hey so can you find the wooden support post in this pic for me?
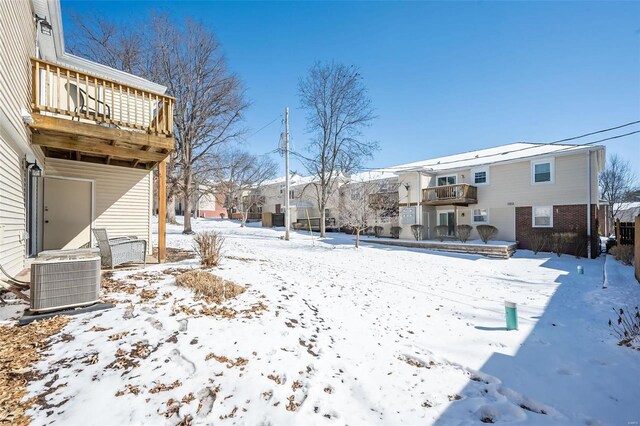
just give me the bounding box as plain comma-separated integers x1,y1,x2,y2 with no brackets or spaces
158,159,167,263
635,215,639,283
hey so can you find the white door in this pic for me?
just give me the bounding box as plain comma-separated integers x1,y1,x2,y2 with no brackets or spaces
43,178,92,250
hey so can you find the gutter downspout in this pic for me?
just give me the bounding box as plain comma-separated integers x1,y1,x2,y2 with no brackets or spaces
587,150,592,259
416,171,421,240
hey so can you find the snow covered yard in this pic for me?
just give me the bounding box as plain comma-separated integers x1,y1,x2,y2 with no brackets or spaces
10,218,640,425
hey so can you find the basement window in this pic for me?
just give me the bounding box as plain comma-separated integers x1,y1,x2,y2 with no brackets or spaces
532,206,553,227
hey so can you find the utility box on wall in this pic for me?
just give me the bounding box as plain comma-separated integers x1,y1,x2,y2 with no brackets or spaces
400,207,416,225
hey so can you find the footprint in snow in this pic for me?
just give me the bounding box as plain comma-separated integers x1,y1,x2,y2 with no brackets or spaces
556,368,578,376
145,317,163,330
168,348,196,376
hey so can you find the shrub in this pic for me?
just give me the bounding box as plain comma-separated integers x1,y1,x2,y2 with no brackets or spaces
373,226,384,238
434,225,449,242
193,230,224,267
610,245,634,265
550,232,575,257
527,230,549,254
455,225,473,243
476,225,498,244
175,270,244,304
574,235,588,259
410,224,424,241
609,306,640,348
390,226,402,239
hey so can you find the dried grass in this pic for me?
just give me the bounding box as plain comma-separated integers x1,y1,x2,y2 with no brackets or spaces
193,231,224,268
175,270,244,304
0,316,69,425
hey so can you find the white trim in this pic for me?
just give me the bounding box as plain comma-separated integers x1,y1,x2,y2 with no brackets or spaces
43,175,95,247
532,205,553,228
471,208,489,224
531,157,555,185
471,167,490,185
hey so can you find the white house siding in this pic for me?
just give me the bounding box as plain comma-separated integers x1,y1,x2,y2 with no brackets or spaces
0,139,27,274
0,1,36,274
45,158,152,254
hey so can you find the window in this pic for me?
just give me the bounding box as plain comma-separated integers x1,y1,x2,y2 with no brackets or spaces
437,175,456,186
289,190,295,199
472,208,488,223
532,206,553,227
531,159,554,184
472,167,489,185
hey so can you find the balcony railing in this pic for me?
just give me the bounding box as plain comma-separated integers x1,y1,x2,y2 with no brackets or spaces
422,184,478,206
31,58,174,136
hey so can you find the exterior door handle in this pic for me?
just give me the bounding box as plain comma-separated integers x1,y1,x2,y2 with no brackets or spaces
45,220,49,223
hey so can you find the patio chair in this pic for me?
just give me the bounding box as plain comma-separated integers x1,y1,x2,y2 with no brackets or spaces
92,228,147,269
65,82,116,126
0,263,30,304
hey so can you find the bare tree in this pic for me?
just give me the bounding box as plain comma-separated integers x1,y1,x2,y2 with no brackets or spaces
340,179,398,248
600,154,637,226
150,16,249,234
66,14,146,75
298,62,377,237
68,14,249,233
219,151,277,227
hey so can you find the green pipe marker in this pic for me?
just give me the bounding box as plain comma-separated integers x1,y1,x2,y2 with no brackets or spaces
577,265,584,274
505,301,518,330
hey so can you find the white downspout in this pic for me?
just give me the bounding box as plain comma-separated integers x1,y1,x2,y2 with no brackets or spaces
587,150,592,259
416,171,421,239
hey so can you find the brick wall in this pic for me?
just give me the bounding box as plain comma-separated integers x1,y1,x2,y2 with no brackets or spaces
515,204,599,258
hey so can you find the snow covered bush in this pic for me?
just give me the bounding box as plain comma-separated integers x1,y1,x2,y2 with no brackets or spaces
610,245,634,265
550,232,575,257
390,226,401,239
410,224,423,241
609,306,640,348
455,225,473,243
476,225,498,244
193,230,224,267
374,226,384,238
435,225,449,242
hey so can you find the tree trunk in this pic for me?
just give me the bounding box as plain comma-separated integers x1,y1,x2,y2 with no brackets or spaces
320,208,326,237
355,229,360,248
182,169,194,234
167,195,177,225
241,211,247,227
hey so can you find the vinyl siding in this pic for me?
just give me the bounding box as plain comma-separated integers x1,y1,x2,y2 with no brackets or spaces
0,1,36,274
0,138,26,274
45,158,152,254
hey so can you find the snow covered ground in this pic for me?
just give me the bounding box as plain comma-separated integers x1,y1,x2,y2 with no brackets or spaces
12,217,640,425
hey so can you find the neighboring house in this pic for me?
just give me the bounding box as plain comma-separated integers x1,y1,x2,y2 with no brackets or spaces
392,142,605,257
614,202,640,223
258,173,344,229
175,184,227,218
0,0,175,275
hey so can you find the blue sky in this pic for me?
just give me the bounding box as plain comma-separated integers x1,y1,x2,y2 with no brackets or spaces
61,1,640,176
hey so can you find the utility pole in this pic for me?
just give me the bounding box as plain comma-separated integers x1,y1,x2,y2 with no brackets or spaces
284,107,290,241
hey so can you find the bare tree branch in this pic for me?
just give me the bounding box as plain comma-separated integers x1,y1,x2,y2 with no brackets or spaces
298,62,377,236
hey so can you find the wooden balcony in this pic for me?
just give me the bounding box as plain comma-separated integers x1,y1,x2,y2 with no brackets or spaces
29,58,175,169
422,184,478,206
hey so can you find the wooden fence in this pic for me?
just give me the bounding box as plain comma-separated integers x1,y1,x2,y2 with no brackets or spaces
615,219,635,246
